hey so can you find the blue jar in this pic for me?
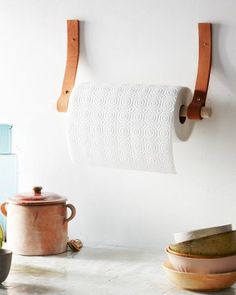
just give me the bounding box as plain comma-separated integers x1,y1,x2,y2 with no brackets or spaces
0,154,17,235
0,124,12,154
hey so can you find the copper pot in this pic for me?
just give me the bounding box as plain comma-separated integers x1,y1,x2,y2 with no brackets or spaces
0,187,76,256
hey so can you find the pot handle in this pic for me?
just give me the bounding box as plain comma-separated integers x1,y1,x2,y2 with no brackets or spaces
65,204,76,222
0,202,8,217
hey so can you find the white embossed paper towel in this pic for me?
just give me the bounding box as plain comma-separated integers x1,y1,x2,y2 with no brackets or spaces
67,83,193,173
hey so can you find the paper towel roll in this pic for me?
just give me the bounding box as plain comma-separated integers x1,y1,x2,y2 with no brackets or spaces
67,83,193,173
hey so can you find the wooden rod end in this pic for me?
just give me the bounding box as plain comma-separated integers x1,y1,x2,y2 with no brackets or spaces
180,105,212,120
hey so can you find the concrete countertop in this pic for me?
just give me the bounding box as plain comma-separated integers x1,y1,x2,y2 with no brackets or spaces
0,247,235,295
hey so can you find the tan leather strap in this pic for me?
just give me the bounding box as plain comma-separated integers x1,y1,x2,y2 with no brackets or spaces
187,23,212,120
57,20,80,112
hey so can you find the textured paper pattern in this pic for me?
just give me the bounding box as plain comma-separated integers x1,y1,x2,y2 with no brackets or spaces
67,83,192,173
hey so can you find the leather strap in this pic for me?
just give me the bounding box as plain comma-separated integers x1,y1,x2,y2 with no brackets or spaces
187,23,212,120
57,20,80,112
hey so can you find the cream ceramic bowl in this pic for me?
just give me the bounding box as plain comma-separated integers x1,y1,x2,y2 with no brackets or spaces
174,224,232,243
166,248,236,274
163,260,236,291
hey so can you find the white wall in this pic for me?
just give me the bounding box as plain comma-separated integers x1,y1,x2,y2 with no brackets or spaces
0,0,236,249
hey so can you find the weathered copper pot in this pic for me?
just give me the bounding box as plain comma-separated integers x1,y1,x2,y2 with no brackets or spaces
0,187,76,256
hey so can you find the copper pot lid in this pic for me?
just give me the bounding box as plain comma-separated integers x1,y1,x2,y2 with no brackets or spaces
9,187,67,205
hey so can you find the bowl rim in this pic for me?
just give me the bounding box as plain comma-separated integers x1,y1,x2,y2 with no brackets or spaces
166,247,236,259
0,249,12,255
162,260,236,276
174,224,232,243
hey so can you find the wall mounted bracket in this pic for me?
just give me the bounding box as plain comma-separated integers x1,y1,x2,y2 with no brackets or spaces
186,23,212,120
57,20,80,112
57,21,212,119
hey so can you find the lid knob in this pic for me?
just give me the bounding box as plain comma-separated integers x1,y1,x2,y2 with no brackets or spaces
33,186,42,195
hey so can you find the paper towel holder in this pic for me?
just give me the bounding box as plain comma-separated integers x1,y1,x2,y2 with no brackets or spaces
57,21,212,120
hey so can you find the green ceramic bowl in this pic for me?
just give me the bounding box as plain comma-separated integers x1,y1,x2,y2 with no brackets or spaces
169,230,236,257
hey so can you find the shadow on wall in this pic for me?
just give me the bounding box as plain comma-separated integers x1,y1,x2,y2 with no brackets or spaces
179,23,236,178
78,20,97,77
79,21,88,67
213,23,236,95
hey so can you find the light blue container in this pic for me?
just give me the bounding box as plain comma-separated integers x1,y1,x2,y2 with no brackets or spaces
0,154,18,235
0,124,12,154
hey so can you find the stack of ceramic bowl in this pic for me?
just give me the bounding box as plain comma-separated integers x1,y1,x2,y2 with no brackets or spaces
163,224,236,291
